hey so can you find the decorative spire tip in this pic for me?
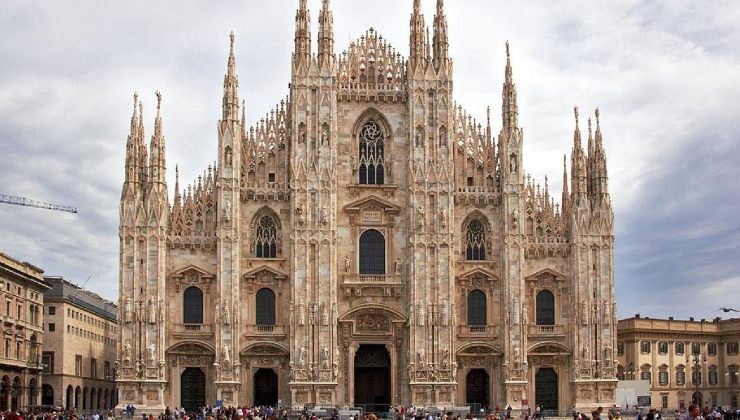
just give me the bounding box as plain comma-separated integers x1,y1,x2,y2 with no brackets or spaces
229,31,235,49
506,41,510,58
574,106,579,124
155,90,162,111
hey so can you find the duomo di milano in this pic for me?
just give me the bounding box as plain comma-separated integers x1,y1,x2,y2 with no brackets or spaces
116,0,618,413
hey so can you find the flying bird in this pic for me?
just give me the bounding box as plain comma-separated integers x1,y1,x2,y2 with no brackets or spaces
716,307,740,313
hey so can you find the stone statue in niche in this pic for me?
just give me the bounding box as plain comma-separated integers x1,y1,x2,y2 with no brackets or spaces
214,301,221,324
344,255,350,273
332,361,339,381
233,301,239,325
320,303,329,326
522,307,528,326
513,345,521,368
123,341,132,363
603,301,611,323
320,205,328,225
394,258,401,274
223,200,231,223
450,303,457,326
320,125,329,146
582,345,590,365
439,127,448,147
298,299,305,326
416,206,425,229
510,154,517,174
223,301,231,325
581,300,589,326
331,303,338,325
147,341,156,364
298,124,306,143
440,300,449,326
158,299,165,323
289,301,294,325
222,344,231,364
321,346,330,369
408,304,415,326
451,362,458,378
224,146,233,167
441,347,449,369
417,304,425,326
512,298,520,325
295,204,305,225
297,346,306,367
417,347,426,366
124,297,133,324
148,298,156,324
415,128,423,147
512,208,519,230
439,209,447,229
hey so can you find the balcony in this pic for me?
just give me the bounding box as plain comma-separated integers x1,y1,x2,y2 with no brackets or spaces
528,324,566,337
342,273,403,297
244,324,286,338
458,325,499,338
172,323,214,339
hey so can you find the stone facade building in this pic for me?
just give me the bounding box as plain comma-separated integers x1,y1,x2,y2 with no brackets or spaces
617,316,740,409
116,0,617,412
41,276,118,411
0,252,49,412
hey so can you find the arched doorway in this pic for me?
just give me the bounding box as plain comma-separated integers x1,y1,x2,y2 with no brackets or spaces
354,344,390,413
28,378,37,406
75,385,81,409
11,376,21,411
465,369,490,408
65,385,73,409
0,376,10,411
692,391,703,405
535,368,558,412
253,369,278,406
91,387,97,409
181,367,206,412
42,384,54,406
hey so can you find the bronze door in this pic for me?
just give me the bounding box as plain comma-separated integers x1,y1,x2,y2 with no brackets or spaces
354,344,391,413
181,367,206,412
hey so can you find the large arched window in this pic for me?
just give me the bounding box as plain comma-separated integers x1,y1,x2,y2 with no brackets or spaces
467,290,487,326
358,120,385,185
536,290,555,325
255,215,278,258
465,219,486,260
359,229,385,275
255,288,276,326
183,287,204,324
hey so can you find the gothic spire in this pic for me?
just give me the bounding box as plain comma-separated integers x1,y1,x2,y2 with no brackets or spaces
222,32,240,123
137,101,148,188
561,154,569,217
318,0,334,68
432,0,449,72
149,91,166,186
501,41,518,130
173,164,181,209
570,106,587,203
124,92,139,186
593,107,610,199
294,0,311,65
409,0,427,70
485,106,492,142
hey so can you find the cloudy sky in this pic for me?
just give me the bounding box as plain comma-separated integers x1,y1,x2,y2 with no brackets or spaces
1,0,739,320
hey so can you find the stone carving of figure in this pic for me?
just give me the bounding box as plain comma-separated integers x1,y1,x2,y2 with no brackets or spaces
394,258,401,275
415,128,423,147
297,346,306,367
512,298,520,325
331,303,338,325
417,347,426,366
223,200,231,223
514,345,521,367
417,304,425,326
289,301,295,325
417,206,425,229
225,146,233,167
147,341,156,363
222,344,231,363
451,303,457,326
344,255,351,273
148,298,156,324
440,300,449,326
573,357,580,375
581,300,589,326
408,304,415,326
510,154,517,174
158,299,165,323
407,364,415,383
295,204,305,225
321,125,329,146
452,362,458,378
321,346,330,369
214,301,221,324
298,299,305,326
522,307,528,326
441,347,450,369
351,155,357,174
123,341,132,363
223,301,231,325
124,297,133,324
332,361,339,381
299,124,306,143
582,345,590,365
439,127,448,147
320,205,328,225
439,209,447,229
512,208,519,230
603,301,611,324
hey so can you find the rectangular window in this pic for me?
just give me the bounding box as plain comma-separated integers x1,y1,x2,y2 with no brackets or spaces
692,371,702,385
48,306,56,315
617,342,624,356
708,343,717,355
658,342,668,354
641,370,652,383
677,371,686,385
659,371,668,385
676,342,685,355
48,323,56,332
75,355,82,376
662,395,668,409
709,370,718,385
90,358,97,378
728,342,739,355
692,342,701,355
641,341,651,354
104,361,111,380
42,351,54,374
3,339,8,358
268,173,275,183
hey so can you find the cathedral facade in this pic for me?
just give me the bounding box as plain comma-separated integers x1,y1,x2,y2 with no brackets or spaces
116,0,617,413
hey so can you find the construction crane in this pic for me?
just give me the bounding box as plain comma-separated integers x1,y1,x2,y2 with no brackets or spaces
0,194,77,214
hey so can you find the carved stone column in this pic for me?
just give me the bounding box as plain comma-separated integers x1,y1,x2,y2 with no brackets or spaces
348,343,359,406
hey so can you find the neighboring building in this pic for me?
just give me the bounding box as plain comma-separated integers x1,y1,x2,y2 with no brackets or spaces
617,316,740,409
42,276,118,411
0,252,50,412
116,0,618,412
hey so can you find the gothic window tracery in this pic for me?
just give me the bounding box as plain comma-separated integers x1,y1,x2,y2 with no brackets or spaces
464,219,487,260
358,120,385,185
255,214,279,258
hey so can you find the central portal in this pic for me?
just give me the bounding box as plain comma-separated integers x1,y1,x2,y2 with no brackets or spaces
180,367,206,413
354,344,390,413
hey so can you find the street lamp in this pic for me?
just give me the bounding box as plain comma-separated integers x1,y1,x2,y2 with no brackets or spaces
691,352,707,405
725,368,739,408
626,363,636,380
